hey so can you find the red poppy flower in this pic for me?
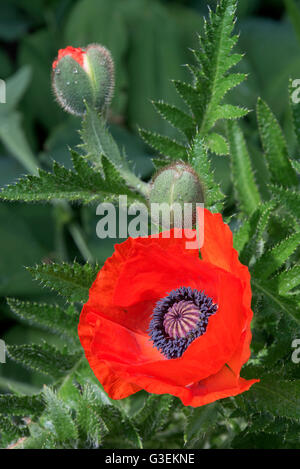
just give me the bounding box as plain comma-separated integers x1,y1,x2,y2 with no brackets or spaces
52,46,85,71
78,208,259,407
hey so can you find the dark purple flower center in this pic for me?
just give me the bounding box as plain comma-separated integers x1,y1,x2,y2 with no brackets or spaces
149,286,218,359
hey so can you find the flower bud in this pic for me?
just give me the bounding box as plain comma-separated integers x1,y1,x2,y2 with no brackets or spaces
149,163,205,228
52,44,114,116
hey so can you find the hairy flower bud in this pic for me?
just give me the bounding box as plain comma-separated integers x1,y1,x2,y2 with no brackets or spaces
52,44,114,116
149,163,205,228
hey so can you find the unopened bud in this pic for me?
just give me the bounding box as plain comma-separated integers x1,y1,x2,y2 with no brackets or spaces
52,44,114,116
149,163,205,228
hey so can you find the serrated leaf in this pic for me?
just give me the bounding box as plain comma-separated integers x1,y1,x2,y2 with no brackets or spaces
237,201,275,265
0,151,142,204
140,129,187,160
7,298,78,340
7,344,81,379
22,426,58,449
252,278,300,326
274,266,300,296
184,403,220,448
0,394,44,417
214,104,249,121
76,385,108,448
99,405,142,449
205,132,229,155
257,98,298,188
188,134,224,211
133,394,174,440
27,261,99,303
269,185,300,220
0,415,29,448
244,375,300,420
43,388,78,443
172,79,202,119
252,231,300,280
152,100,195,140
231,430,285,449
227,121,261,215
193,0,247,132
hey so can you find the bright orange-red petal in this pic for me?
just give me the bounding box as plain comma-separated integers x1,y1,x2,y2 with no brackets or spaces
52,46,85,70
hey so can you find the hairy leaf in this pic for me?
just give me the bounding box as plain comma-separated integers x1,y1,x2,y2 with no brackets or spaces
27,261,100,303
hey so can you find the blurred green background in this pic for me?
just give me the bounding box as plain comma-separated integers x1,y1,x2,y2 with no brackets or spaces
0,0,300,394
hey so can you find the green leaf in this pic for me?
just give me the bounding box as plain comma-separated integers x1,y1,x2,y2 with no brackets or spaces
152,100,195,140
0,394,44,417
80,105,124,168
7,344,81,379
257,98,298,187
188,134,224,211
43,387,78,443
22,425,58,449
238,201,275,265
274,266,300,296
27,261,99,303
252,231,300,280
133,394,174,440
227,121,261,215
269,185,300,220
140,129,187,160
10,345,81,382
80,106,147,196
244,375,300,420
172,79,202,119
7,298,78,340
252,278,300,326
137,0,247,168
76,385,108,447
184,403,220,448
231,430,286,449
205,132,229,156
0,151,142,204
99,404,142,449
0,415,29,448
192,0,247,133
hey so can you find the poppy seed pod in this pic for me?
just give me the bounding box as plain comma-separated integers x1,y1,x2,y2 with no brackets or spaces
149,163,205,228
52,44,114,116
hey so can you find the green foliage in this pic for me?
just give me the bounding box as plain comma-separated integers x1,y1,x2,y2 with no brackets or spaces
187,134,224,211
7,298,78,340
140,0,248,172
27,261,100,303
7,344,81,379
0,151,144,205
1,0,300,451
184,403,220,448
257,98,298,188
133,394,175,441
0,394,44,417
227,121,261,215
